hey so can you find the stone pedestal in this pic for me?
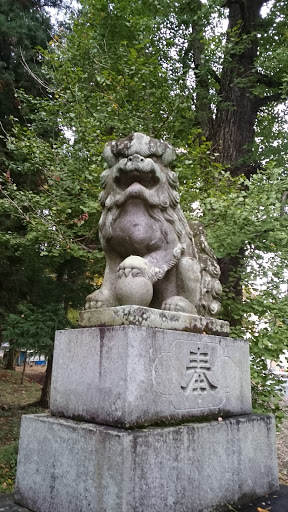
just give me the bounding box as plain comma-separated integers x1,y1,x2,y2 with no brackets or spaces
50,326,252,427
15,317,279,512
15,414,278,512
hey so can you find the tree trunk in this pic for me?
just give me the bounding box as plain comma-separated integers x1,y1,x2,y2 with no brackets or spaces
211,1,261,175
182,0,270,325
218,248,245,326
210,1,265,323
181,0,214,139
21,351,27,385
5,348,16,370
39,356,53,408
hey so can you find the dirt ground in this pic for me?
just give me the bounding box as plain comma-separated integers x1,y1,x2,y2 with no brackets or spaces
15,364,46,386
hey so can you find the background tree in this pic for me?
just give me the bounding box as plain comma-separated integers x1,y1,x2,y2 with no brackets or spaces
175,0,288,325
2,0,288,417
0,0,97,404
174,0,288,415
2,303,69,406
0,0,65,145
0,0,56,369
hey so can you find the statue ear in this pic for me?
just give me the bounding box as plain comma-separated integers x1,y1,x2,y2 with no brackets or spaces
162,145,176,166
102,142,117,167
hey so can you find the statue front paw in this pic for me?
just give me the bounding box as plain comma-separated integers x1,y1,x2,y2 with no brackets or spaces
84,290,115,310
161,296,197,315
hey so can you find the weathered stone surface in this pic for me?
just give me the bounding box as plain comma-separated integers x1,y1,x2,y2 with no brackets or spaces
50,326,251,427
84,132,224,318
79,305,230,336
15,414,279,512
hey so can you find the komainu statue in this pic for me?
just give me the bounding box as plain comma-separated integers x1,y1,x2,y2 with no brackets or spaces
85,132,222,317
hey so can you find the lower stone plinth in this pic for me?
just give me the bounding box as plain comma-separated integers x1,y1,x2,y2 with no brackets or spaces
15,414,278,512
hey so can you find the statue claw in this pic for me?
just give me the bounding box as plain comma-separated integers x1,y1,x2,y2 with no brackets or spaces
161,296,197,315
84,290,115,310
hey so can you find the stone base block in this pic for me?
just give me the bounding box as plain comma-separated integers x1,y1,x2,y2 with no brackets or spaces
50,326,252,427
15,414,279,512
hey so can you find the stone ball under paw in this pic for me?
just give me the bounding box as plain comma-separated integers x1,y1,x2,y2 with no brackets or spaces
116,275,153,307
116,256,153,307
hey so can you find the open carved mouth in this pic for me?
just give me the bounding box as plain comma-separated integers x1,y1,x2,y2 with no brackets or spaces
114,169,160,190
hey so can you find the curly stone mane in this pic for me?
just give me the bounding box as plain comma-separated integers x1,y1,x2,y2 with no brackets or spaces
99,166,196,258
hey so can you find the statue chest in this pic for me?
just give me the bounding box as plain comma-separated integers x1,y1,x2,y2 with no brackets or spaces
109,201,173,257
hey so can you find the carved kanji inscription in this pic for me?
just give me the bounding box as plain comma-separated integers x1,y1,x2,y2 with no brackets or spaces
153,340,226,410
180,347,218,396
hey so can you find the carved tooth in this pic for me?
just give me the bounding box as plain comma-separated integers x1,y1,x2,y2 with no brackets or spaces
132,268,142,278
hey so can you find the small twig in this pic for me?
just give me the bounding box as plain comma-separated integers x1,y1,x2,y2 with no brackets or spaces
0,120,8,138
1,188,31,222
281,191,288,217
154,99,182,137
20,48,50,90
76,242,94,253
225,503,238,512
2,187,96,254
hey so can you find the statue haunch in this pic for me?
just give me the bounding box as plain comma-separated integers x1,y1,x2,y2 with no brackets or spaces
85,132,222,317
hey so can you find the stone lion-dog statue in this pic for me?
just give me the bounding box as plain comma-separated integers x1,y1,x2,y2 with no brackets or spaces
85,132,222,317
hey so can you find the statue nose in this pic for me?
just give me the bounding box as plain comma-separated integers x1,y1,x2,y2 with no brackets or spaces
127,154,145,163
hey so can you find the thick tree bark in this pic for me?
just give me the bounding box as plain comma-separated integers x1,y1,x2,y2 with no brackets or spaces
5,348,16,370
182,0,214,139
182,0,273,324
39,356,53,408
211,2,263,323
208,1,266,323
219,248,245,326
211,1,261,175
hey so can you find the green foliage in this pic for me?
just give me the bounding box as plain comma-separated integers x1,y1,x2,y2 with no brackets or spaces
0,442,18,493
2,303,70,356
241,290,288,422
180,155,288,416
0,0,58,135
0,367,45,493
175,136,288,419
0,0,98,363
1,0,288,418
